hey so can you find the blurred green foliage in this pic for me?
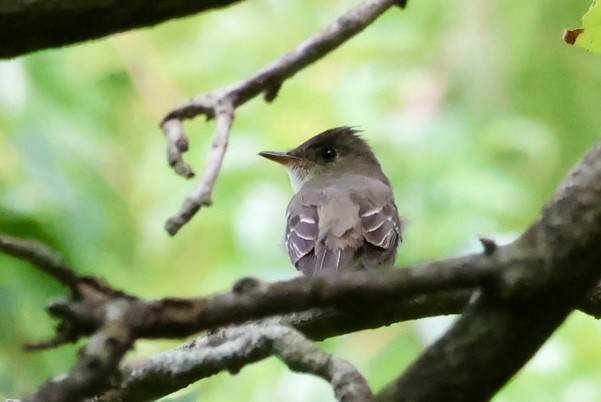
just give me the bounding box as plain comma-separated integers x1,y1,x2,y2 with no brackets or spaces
1,0,601,400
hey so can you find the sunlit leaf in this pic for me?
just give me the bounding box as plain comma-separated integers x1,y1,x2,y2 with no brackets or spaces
566,0,601,52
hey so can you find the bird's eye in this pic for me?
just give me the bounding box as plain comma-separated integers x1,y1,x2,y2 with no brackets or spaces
321,148,337,161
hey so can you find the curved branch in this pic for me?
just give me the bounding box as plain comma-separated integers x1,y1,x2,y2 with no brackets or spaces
106,325,373,402
164,97,235,234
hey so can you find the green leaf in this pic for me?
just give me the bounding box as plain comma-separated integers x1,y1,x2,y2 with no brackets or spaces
566,0,601,52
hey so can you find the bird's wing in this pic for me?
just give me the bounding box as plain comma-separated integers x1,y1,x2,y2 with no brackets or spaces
286,190,361,275
359,198,402,268
286,180,402,275
286,197,320,275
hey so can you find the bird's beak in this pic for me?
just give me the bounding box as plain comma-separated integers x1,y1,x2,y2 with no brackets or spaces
258,151,303,166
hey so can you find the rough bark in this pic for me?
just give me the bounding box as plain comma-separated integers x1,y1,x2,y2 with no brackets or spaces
377,141,601,401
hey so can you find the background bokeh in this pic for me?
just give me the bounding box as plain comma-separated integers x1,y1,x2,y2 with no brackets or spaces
1,0,601,400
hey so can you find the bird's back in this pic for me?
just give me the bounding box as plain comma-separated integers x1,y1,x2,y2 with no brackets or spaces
286,174,401,275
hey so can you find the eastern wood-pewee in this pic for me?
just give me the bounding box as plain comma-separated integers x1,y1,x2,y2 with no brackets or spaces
260,127,402,276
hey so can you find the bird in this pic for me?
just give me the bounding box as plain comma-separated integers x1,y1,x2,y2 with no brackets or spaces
259,126,402,276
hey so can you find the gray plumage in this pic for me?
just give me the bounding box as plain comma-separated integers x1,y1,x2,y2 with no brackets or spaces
287,173,401,275
261,127,402,276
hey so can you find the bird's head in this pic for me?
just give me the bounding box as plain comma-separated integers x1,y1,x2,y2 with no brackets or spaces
259,127,383,192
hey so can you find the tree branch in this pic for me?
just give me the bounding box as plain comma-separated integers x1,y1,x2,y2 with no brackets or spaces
92,291,471,401
1,245,494,339
0,0,245,59
25,323,133,402
377,141,601,401
161,0,403,235
102,324,373,402
0,235,78,293
106,255,497,339
1,237,490,400
280,290,471,341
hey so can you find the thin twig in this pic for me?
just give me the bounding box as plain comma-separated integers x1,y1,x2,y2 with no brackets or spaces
161,0,400,235
478,236,497,255
0,234,79,294
165,98,234,234
163,119,193,178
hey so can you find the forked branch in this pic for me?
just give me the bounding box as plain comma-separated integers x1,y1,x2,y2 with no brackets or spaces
161,0,405,235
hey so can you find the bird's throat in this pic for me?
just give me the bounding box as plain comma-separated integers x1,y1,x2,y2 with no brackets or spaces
286,167,309,193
